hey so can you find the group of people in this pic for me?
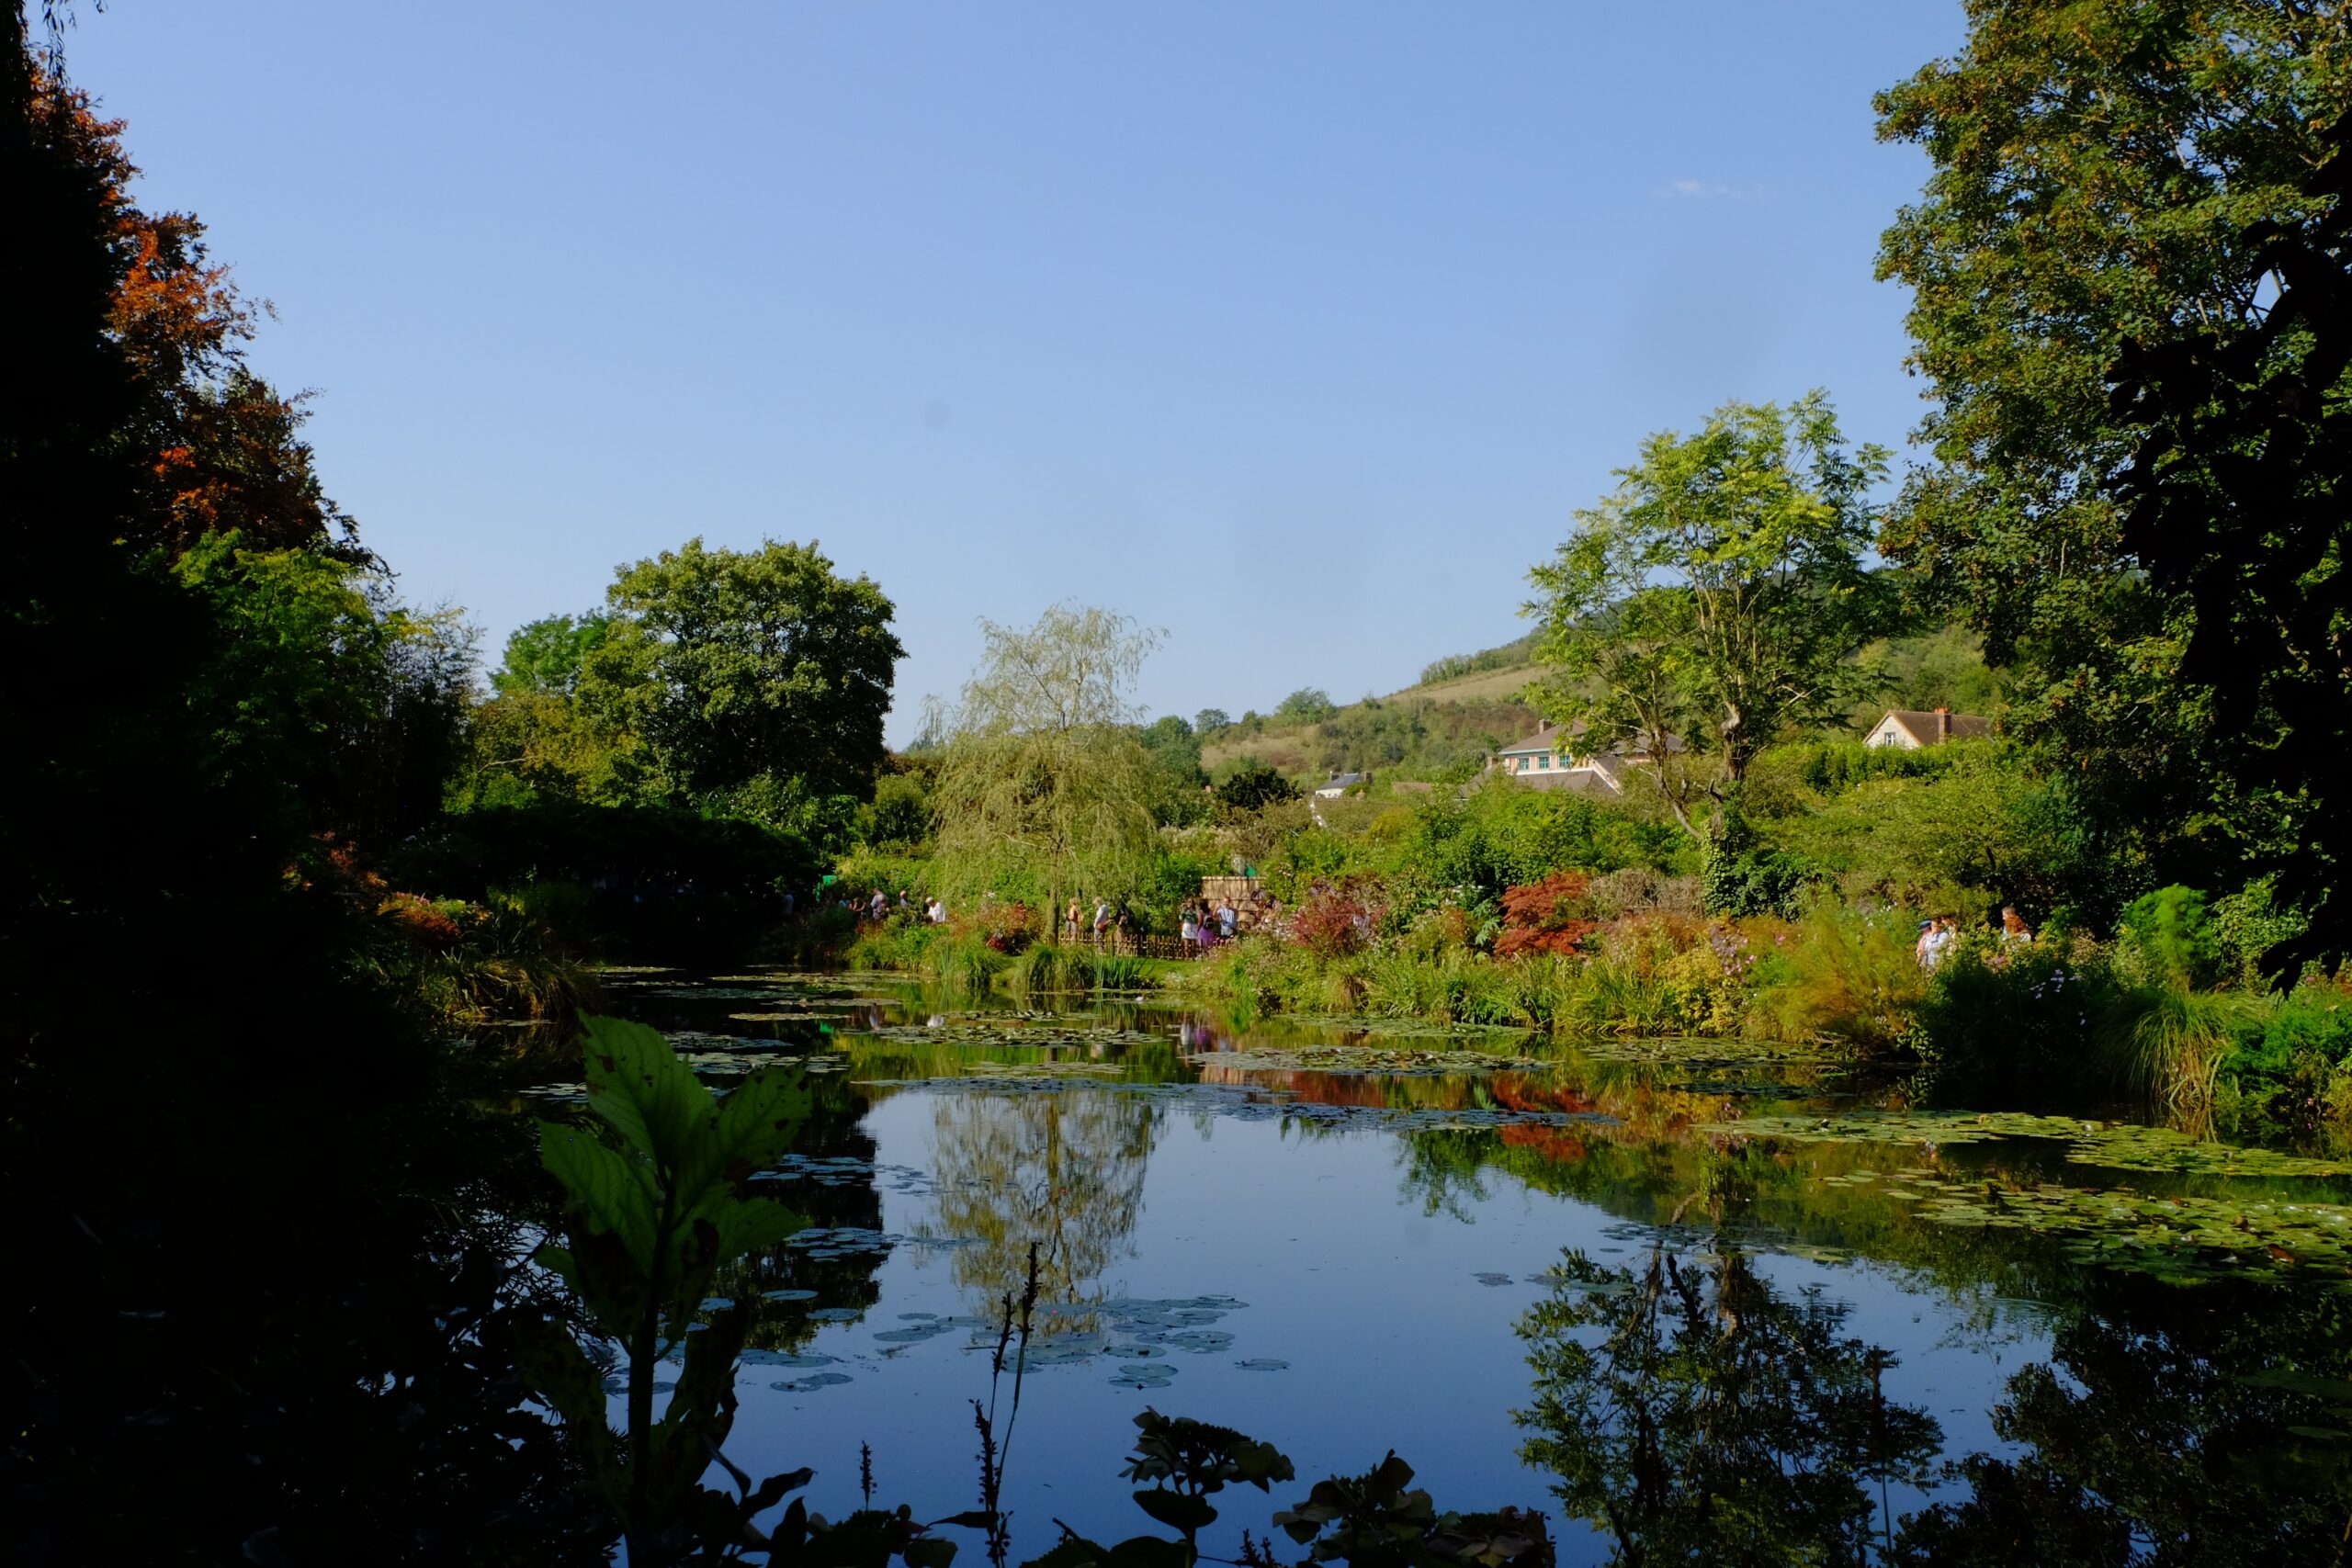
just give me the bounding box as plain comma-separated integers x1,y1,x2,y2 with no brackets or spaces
786,886,947,924
1915,905,2034,971
1181,897,1238,949
1063,897,1135,942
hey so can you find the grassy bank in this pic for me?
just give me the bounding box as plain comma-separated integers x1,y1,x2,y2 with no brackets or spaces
1157,905,2352,1151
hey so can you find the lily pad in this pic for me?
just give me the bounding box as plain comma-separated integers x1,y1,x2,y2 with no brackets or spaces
771,1371,854,1392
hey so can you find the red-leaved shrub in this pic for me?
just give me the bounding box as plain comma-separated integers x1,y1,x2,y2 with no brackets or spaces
1494,872,1599,959
1291,881,1385,959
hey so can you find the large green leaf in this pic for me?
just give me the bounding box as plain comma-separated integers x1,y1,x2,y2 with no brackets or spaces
537,1118,660,1275
581,1013,712,1169
673,1063,812,1218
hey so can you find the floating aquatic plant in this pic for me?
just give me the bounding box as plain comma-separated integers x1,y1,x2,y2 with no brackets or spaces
1708,1110,2352,1179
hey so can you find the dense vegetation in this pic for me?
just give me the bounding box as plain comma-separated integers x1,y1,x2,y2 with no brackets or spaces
12,0,2352,1561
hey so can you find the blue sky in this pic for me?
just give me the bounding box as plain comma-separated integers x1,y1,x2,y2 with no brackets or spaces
63,2,1966,742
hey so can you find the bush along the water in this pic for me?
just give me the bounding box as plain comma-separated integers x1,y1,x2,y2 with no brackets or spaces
1150,866,2352,1149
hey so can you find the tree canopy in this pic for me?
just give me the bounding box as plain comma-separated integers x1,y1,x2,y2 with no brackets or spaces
1874,0,2352,902
578,537,901,815
929,604,1161,916
1527,392,1893,835
492,612,611,697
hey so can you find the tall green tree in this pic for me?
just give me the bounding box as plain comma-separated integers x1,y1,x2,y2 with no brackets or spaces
578,538,901,820
1526,392,1893,836
1137,714,1211,826
2108,118,2352,945
1874,0,2350,886
492,611,611,696
929,604,1160,919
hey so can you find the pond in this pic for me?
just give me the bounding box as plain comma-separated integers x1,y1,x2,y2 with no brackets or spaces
556,968,2352,1563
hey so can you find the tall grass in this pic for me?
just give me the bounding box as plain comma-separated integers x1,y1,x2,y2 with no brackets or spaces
2097,985,2266,1128
1001,942,1152,995
1747,906,1924,1053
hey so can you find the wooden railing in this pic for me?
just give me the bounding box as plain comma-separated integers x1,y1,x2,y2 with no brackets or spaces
1075,932,1201,962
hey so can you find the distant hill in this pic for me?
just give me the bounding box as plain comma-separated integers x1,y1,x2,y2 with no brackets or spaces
1198,635,1542,783
1187,623,2003,785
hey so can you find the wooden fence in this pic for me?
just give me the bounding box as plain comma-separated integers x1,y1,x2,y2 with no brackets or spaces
1079,932,1200,962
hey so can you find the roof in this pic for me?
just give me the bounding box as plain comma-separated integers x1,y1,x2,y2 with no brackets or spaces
1877,709,1995,746
1495,720,1581,757
1313,772,1370,794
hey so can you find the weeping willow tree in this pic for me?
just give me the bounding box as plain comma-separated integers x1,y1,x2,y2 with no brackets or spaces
931,604,1160,924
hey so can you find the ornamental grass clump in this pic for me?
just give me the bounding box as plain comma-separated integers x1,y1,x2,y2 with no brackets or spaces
1747,904,1923,1054
2096,984,2267,1133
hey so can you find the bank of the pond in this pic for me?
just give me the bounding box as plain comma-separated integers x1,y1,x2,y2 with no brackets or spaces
1143,919,2352,1158
809,896,2352,1161
524,969,2352,1564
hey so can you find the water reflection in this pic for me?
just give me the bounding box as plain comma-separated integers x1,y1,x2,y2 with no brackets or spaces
592,972,2352,1562
1896,1278,2352,1566
922,1086,1162,1304
1517,1242,1943,1565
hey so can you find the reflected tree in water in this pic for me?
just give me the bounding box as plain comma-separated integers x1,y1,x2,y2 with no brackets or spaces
1892,1280,2352,1567
921,1087,1161,1304
1515,1244,1941,1566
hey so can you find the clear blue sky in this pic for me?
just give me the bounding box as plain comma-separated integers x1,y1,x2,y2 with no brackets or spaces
63,2,1967,743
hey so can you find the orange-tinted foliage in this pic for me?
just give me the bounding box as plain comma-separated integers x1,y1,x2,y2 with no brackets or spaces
1494,871,1599,959
31,70,349,557
378,891,464,949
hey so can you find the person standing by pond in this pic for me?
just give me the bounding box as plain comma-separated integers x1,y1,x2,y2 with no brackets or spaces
1065,898,1081,942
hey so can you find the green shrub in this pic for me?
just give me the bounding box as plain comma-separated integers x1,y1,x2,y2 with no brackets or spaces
2095,982,2267,1129
2217,977,2352,1143
2212,877,2309,986
392,799,820,962
2118,886,2221,989
1910,941,2117,1108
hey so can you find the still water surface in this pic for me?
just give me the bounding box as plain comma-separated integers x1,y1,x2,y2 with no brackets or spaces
565,969,2352,1562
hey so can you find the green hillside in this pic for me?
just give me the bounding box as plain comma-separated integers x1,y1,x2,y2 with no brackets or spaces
1198,636,1543,784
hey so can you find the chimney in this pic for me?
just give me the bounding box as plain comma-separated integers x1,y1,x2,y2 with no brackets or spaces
1935,706,1951,740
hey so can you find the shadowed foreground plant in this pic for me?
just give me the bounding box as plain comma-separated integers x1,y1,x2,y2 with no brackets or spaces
1025,1414,1548,1568
521,1014,958,1567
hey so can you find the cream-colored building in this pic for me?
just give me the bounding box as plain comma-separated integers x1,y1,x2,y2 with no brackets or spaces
1863,707,1993,750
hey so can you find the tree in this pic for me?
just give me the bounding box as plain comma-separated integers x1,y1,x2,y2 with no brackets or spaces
1212,761,1298,817
1194,707,1232,735
1873,0,2350,887
1137,714,1211,826
492,612,611,696
1276,688,1338,724
929,604,1160,921
578,538,901,814
1527,392,1893,837
2107,116,2352,948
